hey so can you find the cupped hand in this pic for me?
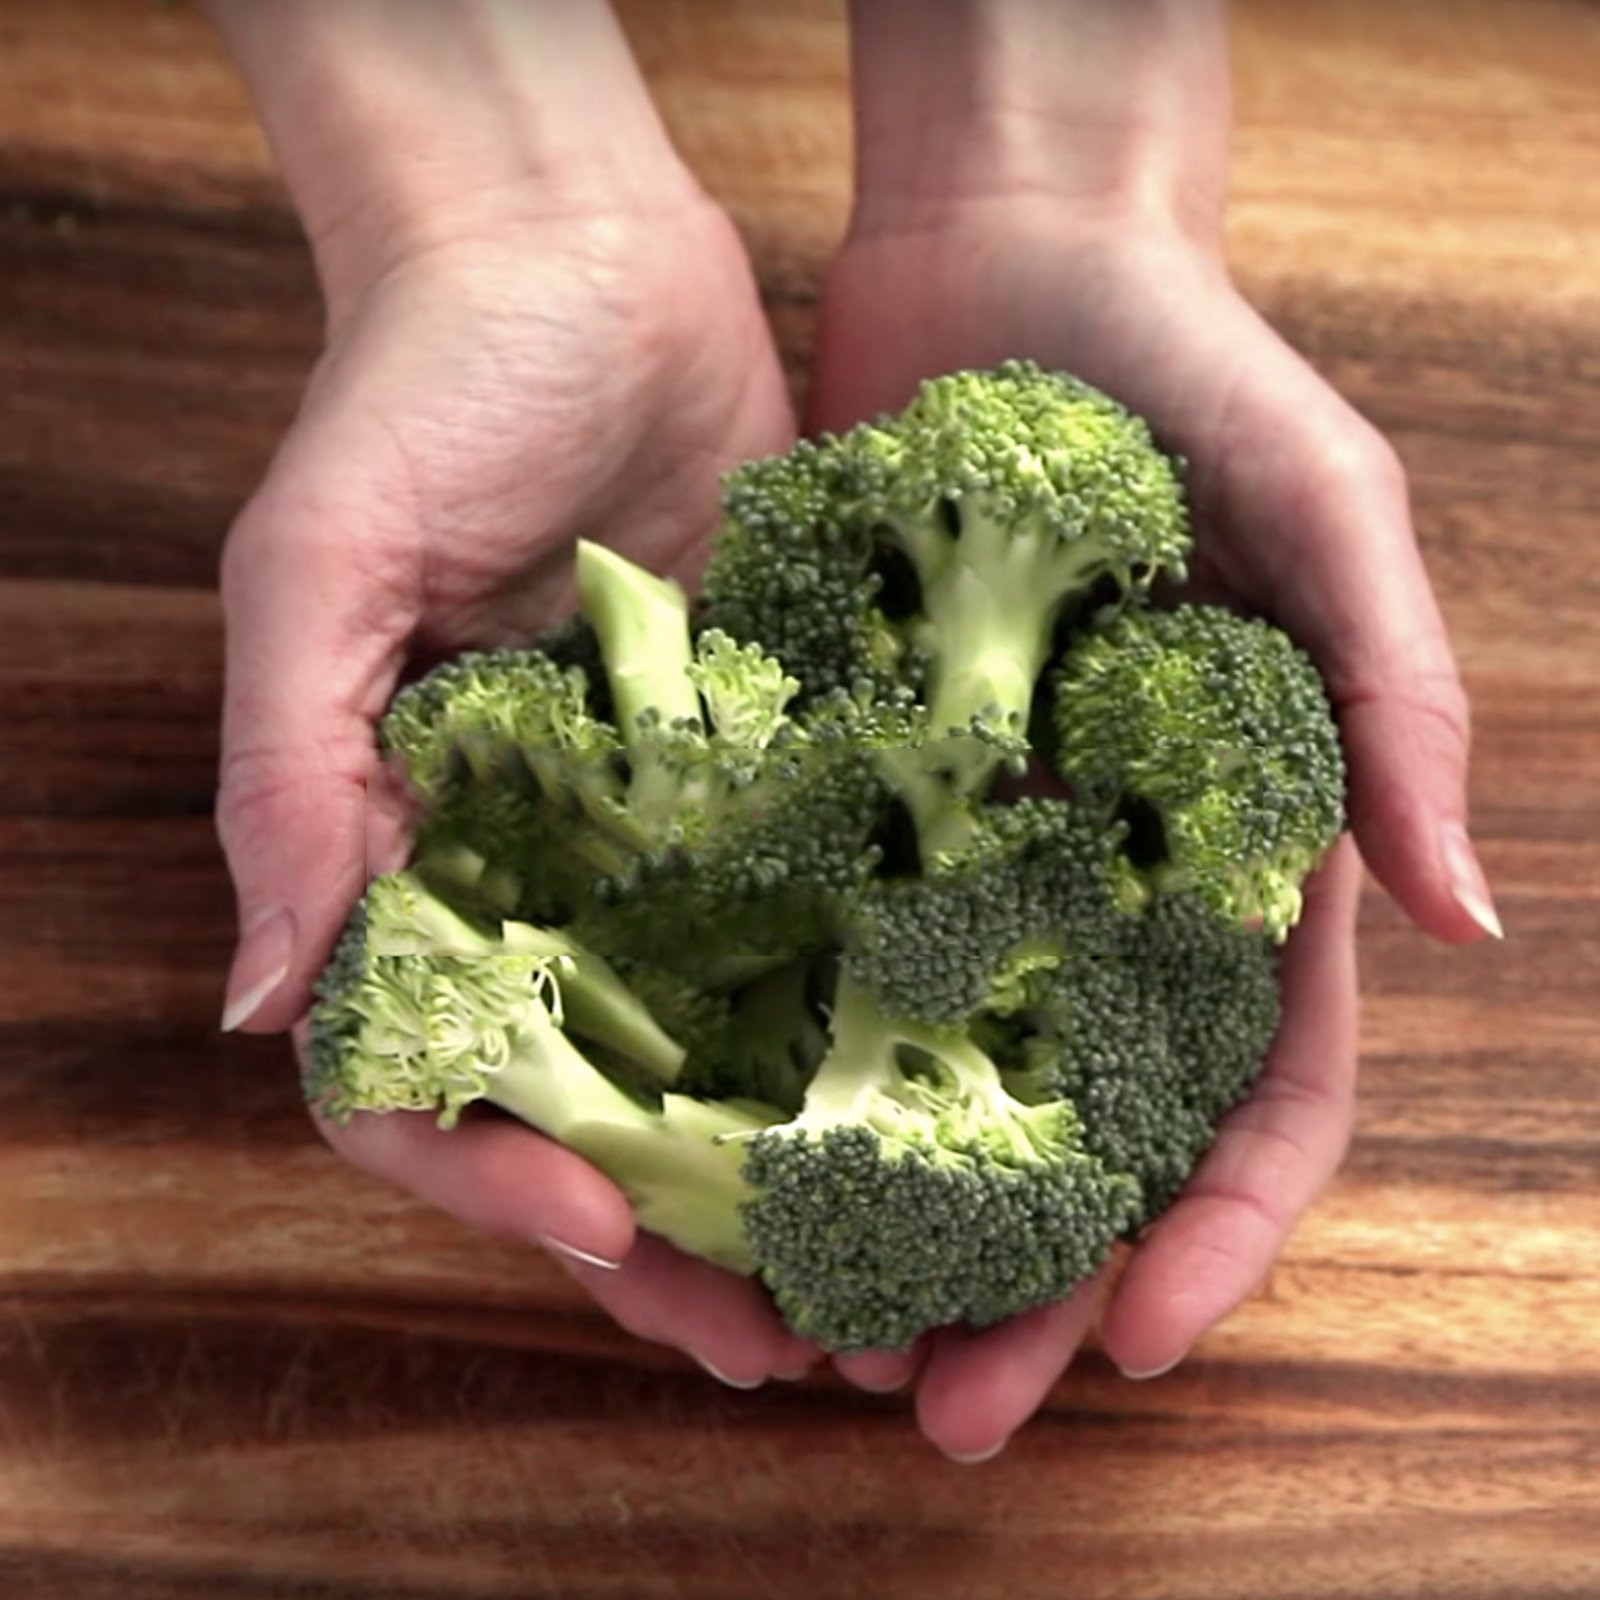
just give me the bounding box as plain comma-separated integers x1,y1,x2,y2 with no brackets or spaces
216,190,819,1386
808,205,1496,1454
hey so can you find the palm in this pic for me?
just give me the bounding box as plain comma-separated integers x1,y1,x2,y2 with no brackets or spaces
281,200,795,658
807,210,1372,1447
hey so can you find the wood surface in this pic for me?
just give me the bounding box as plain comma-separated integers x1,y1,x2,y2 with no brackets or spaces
2,1,1598,1596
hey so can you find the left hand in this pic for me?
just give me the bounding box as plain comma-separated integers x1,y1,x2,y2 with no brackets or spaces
806,195,1485,1458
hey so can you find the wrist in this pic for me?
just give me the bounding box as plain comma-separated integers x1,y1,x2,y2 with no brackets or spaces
207,0,699,320
844,0,1231,250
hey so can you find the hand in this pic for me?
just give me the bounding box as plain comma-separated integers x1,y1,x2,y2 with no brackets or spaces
808,0,1498,1457
210,1,817,1387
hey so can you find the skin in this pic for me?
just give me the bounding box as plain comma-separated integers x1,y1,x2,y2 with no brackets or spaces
210,0,1499,1452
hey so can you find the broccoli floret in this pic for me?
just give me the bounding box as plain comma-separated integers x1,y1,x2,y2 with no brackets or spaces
739,971,1142,1353
702,361,1192,855
701,438,913,706
1001,890,1283,1223
843,797,1129,1027
380,644,636,924
381,542,894,988
305,872,780,1271
1050,603,1346,937
843,799,1285,1236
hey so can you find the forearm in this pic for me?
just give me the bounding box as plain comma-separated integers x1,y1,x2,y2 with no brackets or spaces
845,0,1231,245
206,0,694,319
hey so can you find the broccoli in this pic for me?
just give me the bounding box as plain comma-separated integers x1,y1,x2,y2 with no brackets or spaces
998,889,1284,1221
1050,603,1346,937
835,797,1285,1254
305,871,778,1273
672,954,834,1115
381,540,893,987
842,797,1128,1029
304,361,1352,1364
703,359,1192,854
739,970,1142,1353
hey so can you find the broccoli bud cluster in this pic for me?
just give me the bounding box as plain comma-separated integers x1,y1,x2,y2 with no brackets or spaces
307,361,1347,1354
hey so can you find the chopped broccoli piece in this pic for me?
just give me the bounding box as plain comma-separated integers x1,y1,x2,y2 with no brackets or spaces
701,438,911,706
306,872,779,1271
842,797,1128,1027
380,542,893,987
380,646,634,923
703,360,1192,854
1050,602,1346,937
1000,890,1284,1221
739,971,1142,1353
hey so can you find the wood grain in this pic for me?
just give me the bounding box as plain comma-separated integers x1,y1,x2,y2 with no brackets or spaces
3,1,1598,1596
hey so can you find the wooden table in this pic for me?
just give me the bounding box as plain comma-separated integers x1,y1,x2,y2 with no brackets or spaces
3,2,1597,1595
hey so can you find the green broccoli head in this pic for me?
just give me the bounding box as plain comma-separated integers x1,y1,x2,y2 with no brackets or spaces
1001,889,1284,1223
379,645,635,923
842,797,1130,1028
702,361,1192,856
841,360,1191,739
738,971,1142,1353
701,438,913,706
1050,602,1347,938
305,871,777,1272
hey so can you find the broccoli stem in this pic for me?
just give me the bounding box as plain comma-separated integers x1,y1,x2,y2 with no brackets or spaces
920,502,1112,752
575,539,706,826
575,539,704,739
803,969,1078,1177
482,997,767,1273
804,969,1004,1129
877,500,1119,862
483,996,662,1141
500,921,688,1085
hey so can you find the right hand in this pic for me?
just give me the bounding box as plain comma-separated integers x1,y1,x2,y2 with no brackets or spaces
214,182,819,1386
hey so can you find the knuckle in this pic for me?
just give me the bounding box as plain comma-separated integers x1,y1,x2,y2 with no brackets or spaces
1312,416,1409,509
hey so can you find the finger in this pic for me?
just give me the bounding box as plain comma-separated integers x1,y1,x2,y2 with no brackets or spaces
1287,436,1492,943
316,1097,637,1270
1097,837,1363,1379
307,1046,819,1385
1206,336,1497,947
557,1233,823,1389
912,1278,1107,1463
832,1340,928,1395
215,453,420,1035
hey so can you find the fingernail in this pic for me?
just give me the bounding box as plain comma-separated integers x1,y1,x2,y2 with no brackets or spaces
775,1364,816,1383
1116,1352,1185,1381
694,1355,765,1390
853,1372,913,1395
1442,823,1504,940
221,906,296,1031
540,1235,624,1271
943,1438,1009,1465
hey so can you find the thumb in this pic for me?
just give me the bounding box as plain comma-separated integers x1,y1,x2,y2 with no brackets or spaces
215,490,413,1035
